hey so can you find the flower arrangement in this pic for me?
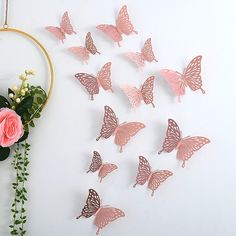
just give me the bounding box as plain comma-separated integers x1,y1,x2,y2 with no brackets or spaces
0,70,47,235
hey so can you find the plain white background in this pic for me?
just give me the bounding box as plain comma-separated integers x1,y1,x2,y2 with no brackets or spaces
0,0,236,235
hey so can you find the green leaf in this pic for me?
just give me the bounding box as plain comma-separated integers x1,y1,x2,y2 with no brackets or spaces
0,95,10,108
15,96,33,116
0,146,10,161
16,132,29,143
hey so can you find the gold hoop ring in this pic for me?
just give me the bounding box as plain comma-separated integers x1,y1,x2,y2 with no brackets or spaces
0,27,54,111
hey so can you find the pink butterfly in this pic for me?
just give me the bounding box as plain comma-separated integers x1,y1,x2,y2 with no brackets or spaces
45,11,76,43
96,106,145,153
125,38,158,68
87,151,118,182
159,55,205,102
77,189,125,235
133,156,173,196
158,119,210,168
68,32,100,63
96,5,137,47
75,62,113,100
121,76,156,108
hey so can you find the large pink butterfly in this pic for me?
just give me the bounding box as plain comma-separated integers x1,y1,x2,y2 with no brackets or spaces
96,106,145,153
158,119,210,168
68,32,100,63
121,76,156,108
45,11,76,43
87,151,118,182
159,55,205,102
133,156,173,196
96,5,137,47
77,189,125,235
75,62,113,100
126,38,158,68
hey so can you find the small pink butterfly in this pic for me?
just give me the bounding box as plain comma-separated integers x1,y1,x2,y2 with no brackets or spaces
96,5,137,47
87,151,118,182
68,32,100,63
133,156,173,196
77,189,125,235
125,38,158,68
158,119,210,168
45,11,76,43
75,62,113,100
96,106,145,153
159,55,205,102
121,76,156,108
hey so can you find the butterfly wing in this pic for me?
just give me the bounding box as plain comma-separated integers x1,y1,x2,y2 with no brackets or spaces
98,164,118,182
87,151,102,173
96,24,122,46
120,85,142,108
158,119,181,154
116,5,137,35
74,73,99,100
68,47,90,62
148,170,173,196
97,62,113,92
45,26,65,43
95,207,125,235
77,189,100,219
141,76,155,107
115,122,145,152
141,38,158,62
85,32,100,55
177,136,210,168
125,52,145,68
183,55,205,93
133,156,151,187
96,106,119,140
60,11,76,35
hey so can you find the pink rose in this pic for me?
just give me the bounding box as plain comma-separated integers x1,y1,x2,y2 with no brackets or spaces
0,108,24,147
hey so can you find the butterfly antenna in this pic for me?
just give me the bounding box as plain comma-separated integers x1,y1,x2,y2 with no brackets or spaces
100,178,103,183
151,190,155,197
119,146,123,153
96,135,101,141
110,88,114,93
151,102,155,108
117,42,121,47
76,215,82,219
182,161,186,168
133,30,138,34
133,183,137,188
158,149,163,155
200,88,205,94
90,95,94,100
154,58,158,62
97,50,101,55
86,170,90,173
96,228,100,235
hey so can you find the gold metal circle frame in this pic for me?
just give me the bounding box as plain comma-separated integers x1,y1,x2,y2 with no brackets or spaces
0,27,54,111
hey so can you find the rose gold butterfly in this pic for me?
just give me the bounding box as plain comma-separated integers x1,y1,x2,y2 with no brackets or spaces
68,32,100,63
125,38,158,69
133,156,173,196
96,5,137,47
45,11,76,43
121,76,156,108
87,151,118,182
96,106,145,153
159,55,205,102
75,62,113,100
158,119,210,168
77,189,125,235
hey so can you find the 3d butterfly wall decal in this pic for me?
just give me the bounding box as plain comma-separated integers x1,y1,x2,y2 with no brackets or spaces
77,189,125,235
125,38,158,68
158,119,210,168
45,11,76,43
75,62,113,100
159,55,205,102
133,156,173,196
96,106,145,153
121,76,156,108
68,32,100,63
87,151,118,182
96,5,137,47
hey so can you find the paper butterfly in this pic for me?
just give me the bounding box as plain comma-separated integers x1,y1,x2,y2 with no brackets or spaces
159,55,205,102
125,38,158,69
68,32,100,63
45,11,76,43
121,76,156,108
75,62,113,100
96,106,145,153
87,151,118,182
96,5,137,47
133,156,173,196
77,189,125,235
158,119,210,168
